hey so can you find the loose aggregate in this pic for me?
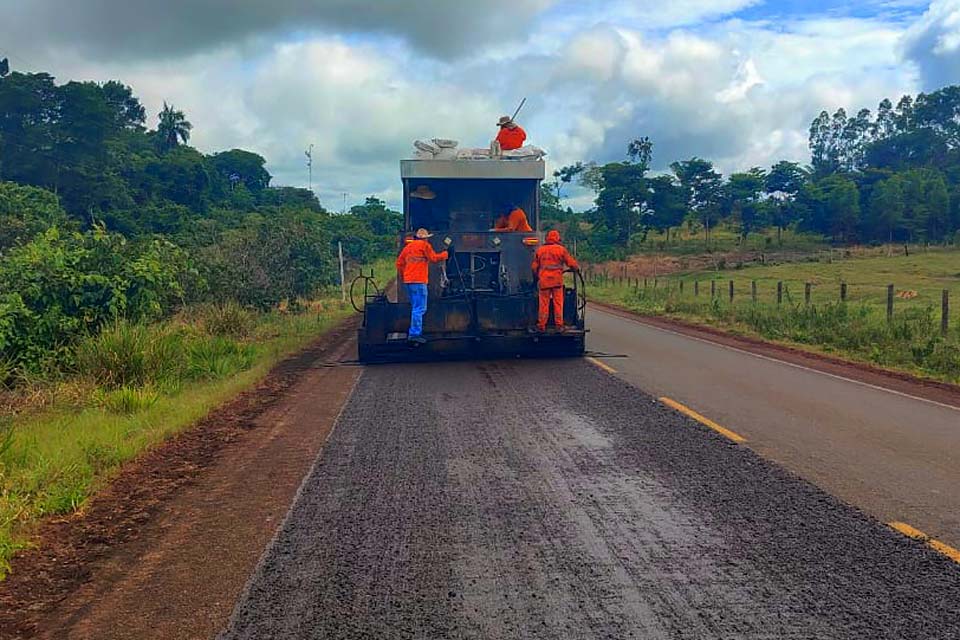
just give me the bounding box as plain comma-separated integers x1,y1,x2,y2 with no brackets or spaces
221,358,960,639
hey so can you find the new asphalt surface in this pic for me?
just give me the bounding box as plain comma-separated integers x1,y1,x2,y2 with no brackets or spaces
220,357,960,639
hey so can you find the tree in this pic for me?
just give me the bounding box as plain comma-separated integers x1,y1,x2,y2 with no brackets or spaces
100,81,146,131
210,149,271,194
765,161,808,244
822,176,860,242
593,161,649,245
646,175,687,242
156,102,192,153
349,196,402,237
552,162,586,202
868,177,904,244
627,137,653,168
724,168,767,242
670,157,723,244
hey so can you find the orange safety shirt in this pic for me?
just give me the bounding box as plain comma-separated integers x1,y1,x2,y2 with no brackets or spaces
493,207,533,232
496,125,527,151
532,238,578,289
396,239,448,284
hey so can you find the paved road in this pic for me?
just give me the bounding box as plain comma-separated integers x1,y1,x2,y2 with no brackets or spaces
221,358,960,639
587,306,960,548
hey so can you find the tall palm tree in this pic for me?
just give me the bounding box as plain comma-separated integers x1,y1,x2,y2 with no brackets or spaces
156,102,192,153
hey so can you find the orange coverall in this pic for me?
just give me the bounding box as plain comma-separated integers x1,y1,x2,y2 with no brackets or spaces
531,230,579,331
493,207,533,232
496,125,527,151
396,239,448,284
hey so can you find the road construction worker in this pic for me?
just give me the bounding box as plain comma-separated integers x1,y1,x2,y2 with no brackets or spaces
493,204,533,232
396,227,449,344
532,229,579,332
495,116,527,151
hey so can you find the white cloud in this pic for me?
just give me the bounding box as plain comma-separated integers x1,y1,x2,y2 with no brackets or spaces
0,0,556,61
902,0,960,88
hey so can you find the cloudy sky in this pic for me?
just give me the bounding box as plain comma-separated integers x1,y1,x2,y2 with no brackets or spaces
2,0,959,210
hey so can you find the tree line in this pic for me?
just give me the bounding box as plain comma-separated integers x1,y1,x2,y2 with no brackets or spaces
0,68,400,379
543,86,960,259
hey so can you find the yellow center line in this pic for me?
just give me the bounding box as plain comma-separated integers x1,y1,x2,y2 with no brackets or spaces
659,397,747,444
586,356,617,374
889,522,960,564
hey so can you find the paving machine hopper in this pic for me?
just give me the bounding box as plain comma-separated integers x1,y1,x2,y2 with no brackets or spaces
357,158,586,363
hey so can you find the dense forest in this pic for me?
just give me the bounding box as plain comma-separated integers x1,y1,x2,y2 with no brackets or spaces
0,67,399,379
544,86,960,259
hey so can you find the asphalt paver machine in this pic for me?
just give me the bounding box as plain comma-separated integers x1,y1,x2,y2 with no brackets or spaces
357,158,585,362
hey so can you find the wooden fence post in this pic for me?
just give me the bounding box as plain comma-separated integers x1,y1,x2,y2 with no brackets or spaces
887,284,894,321
751,280,757,303
710,280,716,299
777,281,783,306
680,280,684,294
805,282,811,306
729,280,734,303
943,290,950,336
644,278,648,289
695,280,699,297
654,278,658,289
840,281,847,302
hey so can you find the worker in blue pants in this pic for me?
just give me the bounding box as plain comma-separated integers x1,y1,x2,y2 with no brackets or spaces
396,227,448,343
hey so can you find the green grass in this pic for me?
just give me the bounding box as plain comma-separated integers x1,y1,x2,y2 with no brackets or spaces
0,285,364,578
589,248,960,382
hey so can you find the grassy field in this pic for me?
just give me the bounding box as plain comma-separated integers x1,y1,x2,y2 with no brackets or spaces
0,260,391,578
588,248,960,382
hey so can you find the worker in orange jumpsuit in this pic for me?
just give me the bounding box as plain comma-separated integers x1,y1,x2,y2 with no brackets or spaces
493,204,533,232
495,116,527,151
531,229,579,332
396,228,449,344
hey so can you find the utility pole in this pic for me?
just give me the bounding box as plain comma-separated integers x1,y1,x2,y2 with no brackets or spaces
304,144,314,192
342,192,347,214
338,241,346,303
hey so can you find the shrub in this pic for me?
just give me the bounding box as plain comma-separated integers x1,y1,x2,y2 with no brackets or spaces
195,212,335,310
0,227,193,376
185,337,256,381
93,385,160,414
193,302,255,338
74,322,184,389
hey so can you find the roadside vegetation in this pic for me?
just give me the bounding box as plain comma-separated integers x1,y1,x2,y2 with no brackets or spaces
0,67,400,576
588,248,960,383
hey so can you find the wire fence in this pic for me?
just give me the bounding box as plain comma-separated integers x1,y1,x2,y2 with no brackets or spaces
586,270,957,336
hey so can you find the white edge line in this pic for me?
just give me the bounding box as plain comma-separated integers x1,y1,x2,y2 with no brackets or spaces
217,367,364,638
591,305,960,414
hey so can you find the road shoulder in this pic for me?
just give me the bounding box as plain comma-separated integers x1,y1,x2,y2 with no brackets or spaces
0,318,361,640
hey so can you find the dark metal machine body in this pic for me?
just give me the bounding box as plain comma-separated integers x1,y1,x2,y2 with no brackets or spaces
358,159,586,362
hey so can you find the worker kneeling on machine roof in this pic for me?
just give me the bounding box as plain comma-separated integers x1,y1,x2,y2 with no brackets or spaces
396,227,449,344
532,230,579,333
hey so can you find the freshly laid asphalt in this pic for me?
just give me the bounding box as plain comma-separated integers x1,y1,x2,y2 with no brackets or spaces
220,357,960,639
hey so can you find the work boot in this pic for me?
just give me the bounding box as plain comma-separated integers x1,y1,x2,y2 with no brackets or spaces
408,335,427,345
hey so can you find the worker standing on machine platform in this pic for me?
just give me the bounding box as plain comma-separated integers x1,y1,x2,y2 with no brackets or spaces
396,228,449,344
495,116,527,151
493,203,533,232
532,230,579,333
